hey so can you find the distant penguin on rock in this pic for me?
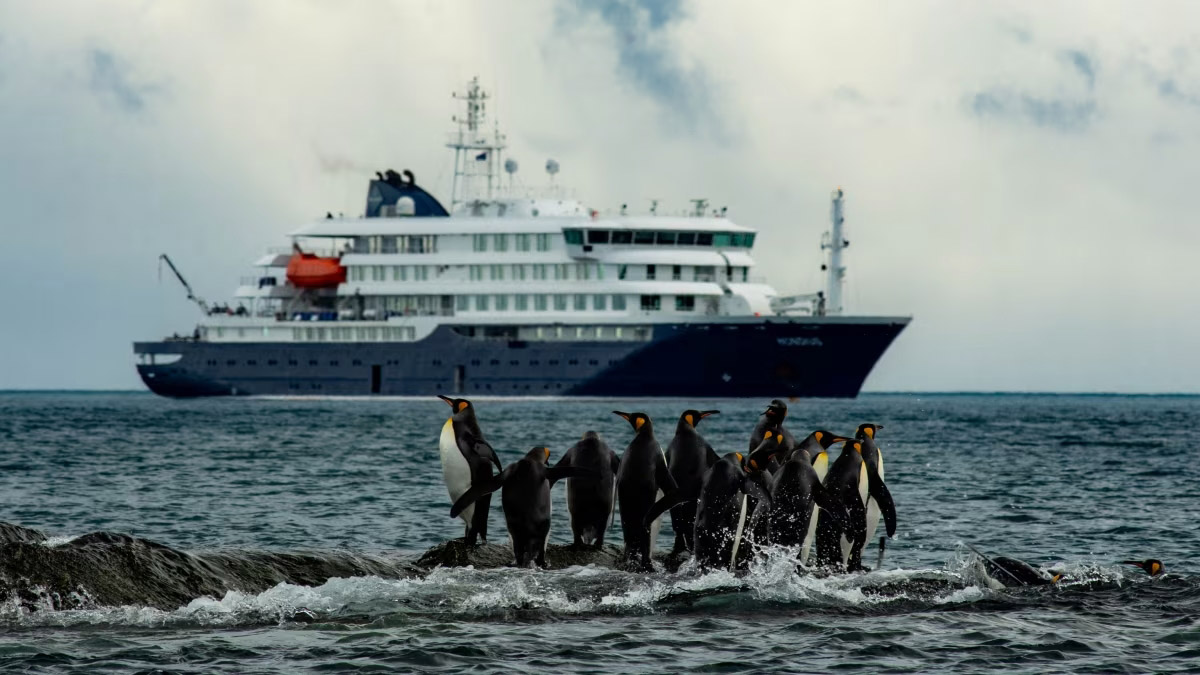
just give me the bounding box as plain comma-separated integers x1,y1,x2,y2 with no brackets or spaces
664,409,721,554
750,399,797,453
613,411,677,570
554,431,620,549
450,446,595,568
437,395,503,545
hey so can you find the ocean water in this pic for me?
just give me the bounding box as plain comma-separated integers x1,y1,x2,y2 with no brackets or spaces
0,392,1197,673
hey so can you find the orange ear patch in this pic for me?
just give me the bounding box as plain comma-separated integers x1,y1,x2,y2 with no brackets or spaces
457,401,468,412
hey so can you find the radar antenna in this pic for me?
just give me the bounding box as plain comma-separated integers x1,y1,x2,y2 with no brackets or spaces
446,77,507,209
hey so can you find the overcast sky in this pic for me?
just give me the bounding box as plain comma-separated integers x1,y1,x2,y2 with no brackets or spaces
0,0,1197,392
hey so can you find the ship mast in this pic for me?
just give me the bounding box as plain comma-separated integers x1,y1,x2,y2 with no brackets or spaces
822,188,848,315
446,77,506,210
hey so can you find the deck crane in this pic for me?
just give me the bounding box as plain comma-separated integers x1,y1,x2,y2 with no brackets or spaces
158,253,210,315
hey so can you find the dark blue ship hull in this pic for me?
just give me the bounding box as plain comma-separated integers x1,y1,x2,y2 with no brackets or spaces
134,317,909,398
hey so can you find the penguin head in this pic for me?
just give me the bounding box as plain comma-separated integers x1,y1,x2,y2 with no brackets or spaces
856,423,884,440
806,430,851,450
1122,559,1165,576
746,430,782,471
680,409,719,428
437,394,473,415
613,411,652,433
526,446,551,464
762,399,788,421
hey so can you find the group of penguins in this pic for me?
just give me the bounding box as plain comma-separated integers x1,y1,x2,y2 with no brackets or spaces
437,396,898,573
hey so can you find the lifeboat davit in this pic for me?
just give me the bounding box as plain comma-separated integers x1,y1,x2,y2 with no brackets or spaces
286,246,346,288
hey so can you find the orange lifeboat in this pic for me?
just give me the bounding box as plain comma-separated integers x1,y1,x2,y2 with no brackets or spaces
286,246,346,288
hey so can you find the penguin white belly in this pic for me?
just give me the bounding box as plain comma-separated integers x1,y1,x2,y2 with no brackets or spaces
801,502,819,565
439,419,474,529
649,488,664,552
565,479,578,541
841,463,870,566
865,452,885,543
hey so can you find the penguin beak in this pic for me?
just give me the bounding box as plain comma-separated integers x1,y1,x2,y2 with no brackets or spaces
613,411,631,423
437,394,454,407
699,410,720,419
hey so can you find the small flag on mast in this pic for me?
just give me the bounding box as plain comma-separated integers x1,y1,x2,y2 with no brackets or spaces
475,151,488,161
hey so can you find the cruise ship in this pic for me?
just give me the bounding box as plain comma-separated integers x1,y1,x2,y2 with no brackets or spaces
134,79,910,398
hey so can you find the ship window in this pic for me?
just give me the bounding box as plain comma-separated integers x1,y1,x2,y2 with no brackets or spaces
568,359,579,365
742,267,749,282
587,230,610,244
471,359,481,366
495,294,508,311
696,266,716,282
549,360,559,365
613,294,627,310
415,266,429,281
595,263,604,280
634,230,655,245
532,264,547,280
469,265,482,281
611,230,633,244
493,234,508,251
640,295,661,311
554,264,569,280
353,359,362,366
563,229,583,245
672,265,682,281
226,359,236,366
476,295,489,311
577,263,589,280
472,234,488,252
618,265,627,280
267,359,277,366
536,233,551,251
697,232,713,246
288,359,298,366
309,359,318,366
515,295,528,311
515,233,531,251
512,264,526,280
535,295,548,311
657,231,677,245
574,294,587,310
593,294,607,310
677,232,696,245
713,233,731,247
554,295,568,311
330,360,339,366
432,359,443,365
646,265,656,280
675,295,695,311
456,295,469,311
490,359,500,365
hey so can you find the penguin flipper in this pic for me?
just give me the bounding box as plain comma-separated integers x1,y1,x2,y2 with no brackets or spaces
458,430,502,473
741,473,772,506
655,453,679,494
866,466,897,537
449,467,511,518
642,490,690,529
812,483,849,531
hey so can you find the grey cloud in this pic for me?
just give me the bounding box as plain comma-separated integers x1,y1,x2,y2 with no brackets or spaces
314,147,375,175
1061,50,1096,90
88,48,162,113
559,0,721,135
832,86,866,104
969,89,1097,132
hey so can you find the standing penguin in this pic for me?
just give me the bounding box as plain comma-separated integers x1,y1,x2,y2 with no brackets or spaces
450,446,595,568
749,399,798,452
553,431,620,549
647,452,771,571
613,411,677,570
437,395,503,545
815,440,896,571
664,409,721,554
750,430,850,563
855,423,894,563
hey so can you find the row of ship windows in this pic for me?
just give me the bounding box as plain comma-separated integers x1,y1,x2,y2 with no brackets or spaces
564,229,756,248
471,233,554,252
208,358,615,367
209,326,416,341
346,264,748,283
283,382,577,392
450,294,696,312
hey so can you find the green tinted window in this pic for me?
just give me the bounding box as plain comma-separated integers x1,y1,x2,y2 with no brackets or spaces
745,233,756,247
712,233,731,247
563,229,583,245
730,233,743,247
634,231,655,244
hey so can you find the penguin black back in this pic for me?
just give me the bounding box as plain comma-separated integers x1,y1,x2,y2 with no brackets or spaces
554,431,620,549
814,440,868,571
664,409,720,554
613,411,677,570
763,431,849,550
691,452,771,571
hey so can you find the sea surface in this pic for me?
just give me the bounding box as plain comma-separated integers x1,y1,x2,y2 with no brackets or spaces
0,392,1197,673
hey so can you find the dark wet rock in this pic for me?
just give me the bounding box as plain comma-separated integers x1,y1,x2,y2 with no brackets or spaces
0,523,420,612
0,522,47,545
415,539,691,572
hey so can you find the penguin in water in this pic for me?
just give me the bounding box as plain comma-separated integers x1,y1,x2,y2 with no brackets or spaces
815,439,896,571
449,446,595,568
664,409,721,554
749,430,850,564
437,395,503,545
553,431,620,550
1122,559,1165,577
855,423,894,564
613,411,678,570
647,451,771,571
749,399,797,452
966,545,1061,588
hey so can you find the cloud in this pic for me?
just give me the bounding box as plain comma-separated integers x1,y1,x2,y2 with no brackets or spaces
967,45,1099,132
558,0,722,136
87,48,163,113
1061,49,1096,90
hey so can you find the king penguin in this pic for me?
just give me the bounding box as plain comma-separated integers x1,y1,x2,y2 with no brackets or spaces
749,399,797,453
450,446,595,568
664,409,721,554
553,431,620,549
613,411,677,570
855,423,893,559
752,430,851,564
437,395,503,545
815,439,896,571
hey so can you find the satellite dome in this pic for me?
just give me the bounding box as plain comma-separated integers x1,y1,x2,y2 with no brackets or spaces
504,158,519,174
545,159,560,176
